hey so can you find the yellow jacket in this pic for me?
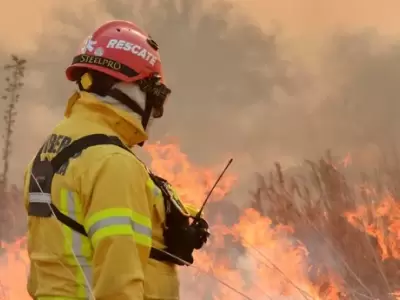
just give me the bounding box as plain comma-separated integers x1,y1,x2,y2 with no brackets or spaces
23,92,179,300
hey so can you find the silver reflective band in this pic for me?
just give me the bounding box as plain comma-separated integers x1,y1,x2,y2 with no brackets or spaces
87,216,152,238
63,190,92,297
29,192,51,204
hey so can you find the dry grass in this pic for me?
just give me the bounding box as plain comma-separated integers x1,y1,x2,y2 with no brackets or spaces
0,152,398,299
250,152,400,299
0,184,26,244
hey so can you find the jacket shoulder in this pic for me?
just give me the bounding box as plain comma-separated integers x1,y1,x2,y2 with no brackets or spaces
80,144,146,174
74,145,149,202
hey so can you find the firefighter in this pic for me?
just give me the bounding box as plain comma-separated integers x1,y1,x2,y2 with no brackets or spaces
23,20,209,300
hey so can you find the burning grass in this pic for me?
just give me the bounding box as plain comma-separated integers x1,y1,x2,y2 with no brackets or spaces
0,145,398,299
250,151,400,299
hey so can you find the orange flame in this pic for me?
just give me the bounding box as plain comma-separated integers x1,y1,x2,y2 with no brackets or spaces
146,142,342,299
0,238,29,299
0,142,345,299
344,194,400,260
144,142,236,207
341,153,352,168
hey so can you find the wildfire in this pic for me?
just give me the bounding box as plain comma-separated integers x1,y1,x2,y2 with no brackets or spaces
344,194,400,261
0,238,29,299
145,142,342,300
343,191,400,300
144,142,236,207
340,153,352,168
0,142,398,299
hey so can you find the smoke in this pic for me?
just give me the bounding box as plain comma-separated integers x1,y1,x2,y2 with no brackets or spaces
1,0,400,188
1,2,400,299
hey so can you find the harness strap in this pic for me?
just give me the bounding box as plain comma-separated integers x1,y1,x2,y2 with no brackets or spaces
29,134,167,261
50,134,129,171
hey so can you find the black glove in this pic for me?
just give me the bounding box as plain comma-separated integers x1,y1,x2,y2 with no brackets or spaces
162,217,210,265
190,218,210,249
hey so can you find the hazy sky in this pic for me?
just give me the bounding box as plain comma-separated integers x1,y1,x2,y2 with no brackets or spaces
2,0,400,188
3,0,400,51
241,0,400,35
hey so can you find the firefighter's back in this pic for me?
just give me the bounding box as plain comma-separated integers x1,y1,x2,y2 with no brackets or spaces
24,101,154,299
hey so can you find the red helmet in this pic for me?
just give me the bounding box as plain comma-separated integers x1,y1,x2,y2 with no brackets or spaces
66,20,165,84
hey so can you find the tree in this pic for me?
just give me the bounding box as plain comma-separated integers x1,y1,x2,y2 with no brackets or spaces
1,55,26,190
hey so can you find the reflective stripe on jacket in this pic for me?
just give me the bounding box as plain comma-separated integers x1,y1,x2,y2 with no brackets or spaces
24,91,179,300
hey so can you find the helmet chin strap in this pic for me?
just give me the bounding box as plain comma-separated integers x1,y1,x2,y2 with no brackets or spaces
97,86,143,120
104,82,153,127
79,72,169,147
104,82,155,147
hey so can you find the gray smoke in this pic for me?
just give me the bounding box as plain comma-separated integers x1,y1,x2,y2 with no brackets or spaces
0,0,399,192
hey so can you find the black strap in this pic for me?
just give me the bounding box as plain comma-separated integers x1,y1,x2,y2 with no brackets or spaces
107,88,154,139
107,89,145,117
149,248,173,262
72,55,139,79
44,134,169,262
49,134,129,237
51,134,128,171
51,203,88,236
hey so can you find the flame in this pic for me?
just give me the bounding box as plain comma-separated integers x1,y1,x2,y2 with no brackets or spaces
0,142,350,299
393,291,400,300
0,238,29,299
144,142,236,207
344,194,400,260
343,188,399,299
146,142,342,299
341,153,352,168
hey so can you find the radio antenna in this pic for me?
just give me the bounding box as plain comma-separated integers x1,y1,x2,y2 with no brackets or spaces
195,158,233,219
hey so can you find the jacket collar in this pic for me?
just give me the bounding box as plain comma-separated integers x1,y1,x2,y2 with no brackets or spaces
64,91,148,147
